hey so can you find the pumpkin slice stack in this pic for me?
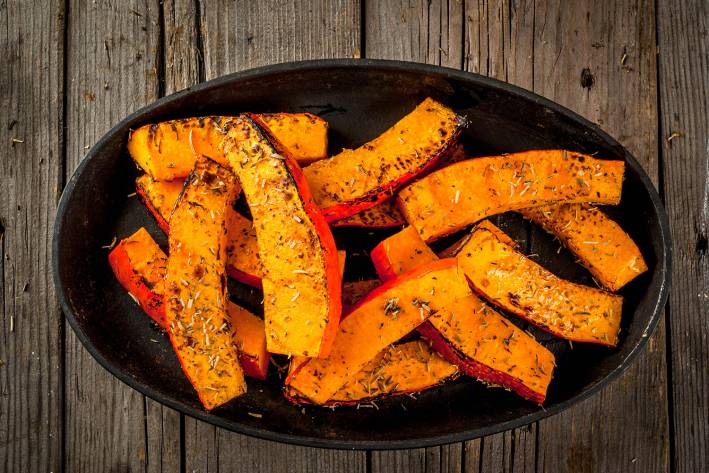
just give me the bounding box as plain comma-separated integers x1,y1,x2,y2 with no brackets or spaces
370,222,556,403
127,114,329,180
109,228,269,380
286,259,469,404
108,96,646,412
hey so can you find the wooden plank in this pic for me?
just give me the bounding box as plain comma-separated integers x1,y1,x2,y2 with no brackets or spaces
0,1,65,472
181,1,366,471
164,0,201,90
364,1,464,471
530,1,670,472
370,445,462,473
657,1,708,472
63,1,162,471
200,0,361,75
364,0,463,68
145,402,182,473
466,425,537,473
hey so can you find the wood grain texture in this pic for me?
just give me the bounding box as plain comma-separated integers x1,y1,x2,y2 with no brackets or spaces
365,2,465,471
0,1,65,472
657,1,709,472
185,420,368,473
364,0,463,68
164,0,201,91
179,1,366,471
145,401,182,473
530,1,670,473
200,0,361,76
370,444,462,473
63,1,162,471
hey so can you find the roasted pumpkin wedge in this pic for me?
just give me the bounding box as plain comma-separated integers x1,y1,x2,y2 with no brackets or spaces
331,199,406,228
418,296,555,403
164,156,246,409
128,114,328,181
370,225,438,280
398,150,625,242
108,227,167,326
108,228,269,380
257,112,328,164
287,340,458,406
302,98,464,221
224,211,263,288
329,340,457,404
458,222,623,345
437,220,520,258
370,222,555,403
519,203,647,291
285,258,470,404
222,116,342,358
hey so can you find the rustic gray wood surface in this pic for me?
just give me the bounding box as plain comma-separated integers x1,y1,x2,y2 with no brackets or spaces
1,0,706,472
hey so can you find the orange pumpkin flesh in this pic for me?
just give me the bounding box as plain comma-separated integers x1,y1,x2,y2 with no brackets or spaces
257,112,328,164
222,116,342,358
108,228,167,326
128,114,328,181
371,222,555,403
302,98,464,221
108,228,269,380
398,150,625,242
228,303,269,381
370,225,438,281
135,176,183,233
164,156,246,410
458,223,623,346
519,203,647,291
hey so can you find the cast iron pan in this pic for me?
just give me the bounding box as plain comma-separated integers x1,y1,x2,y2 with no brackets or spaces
53,59,671,449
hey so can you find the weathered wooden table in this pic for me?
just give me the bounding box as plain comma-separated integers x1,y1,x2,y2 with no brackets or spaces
2,1,706,471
